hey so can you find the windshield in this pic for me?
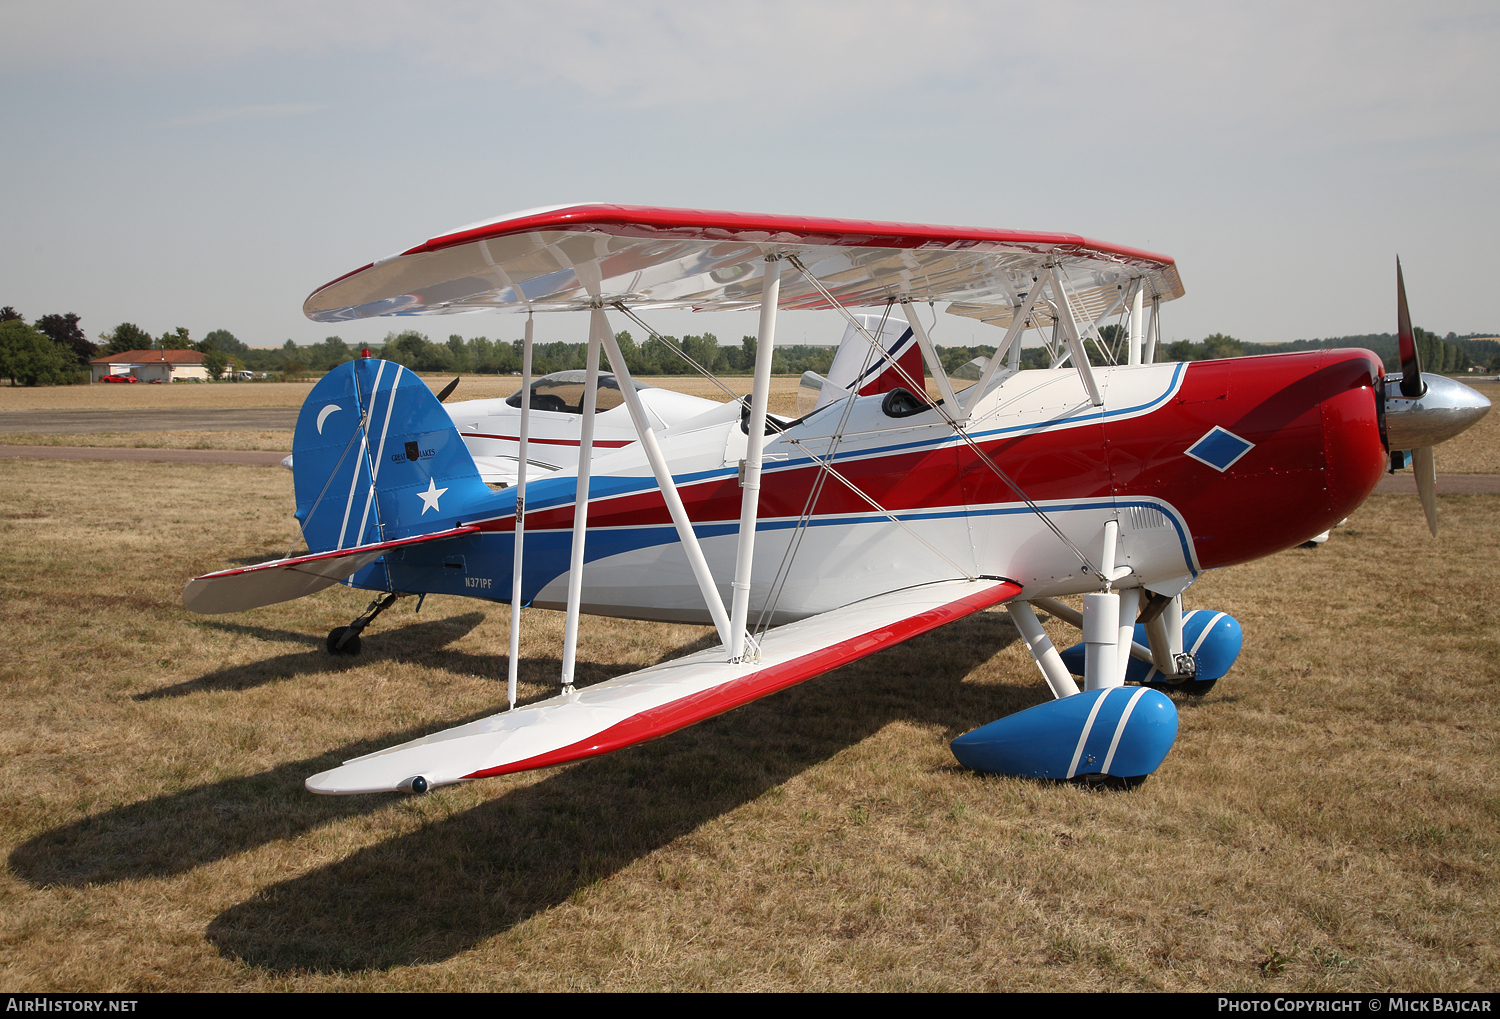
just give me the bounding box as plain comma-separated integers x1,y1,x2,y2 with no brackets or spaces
504,371,655,414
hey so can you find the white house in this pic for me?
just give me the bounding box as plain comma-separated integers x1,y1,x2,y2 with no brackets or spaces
88,349,217,383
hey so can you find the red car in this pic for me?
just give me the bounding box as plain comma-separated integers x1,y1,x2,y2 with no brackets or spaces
99,374,140,383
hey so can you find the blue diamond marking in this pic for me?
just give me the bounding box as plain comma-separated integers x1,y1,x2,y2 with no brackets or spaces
1185,426,1254,472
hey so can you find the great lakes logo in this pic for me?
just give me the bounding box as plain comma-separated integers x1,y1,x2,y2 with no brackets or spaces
393,440,436,463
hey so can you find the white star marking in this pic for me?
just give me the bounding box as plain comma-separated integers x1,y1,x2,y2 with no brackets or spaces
417,477,449,516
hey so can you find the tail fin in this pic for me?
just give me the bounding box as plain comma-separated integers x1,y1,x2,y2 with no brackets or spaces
814,313,925,411
293,359,497,552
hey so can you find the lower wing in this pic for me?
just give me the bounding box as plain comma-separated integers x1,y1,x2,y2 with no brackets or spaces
307,576,1022,794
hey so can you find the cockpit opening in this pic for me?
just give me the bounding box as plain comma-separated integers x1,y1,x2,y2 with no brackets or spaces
504,371,656,414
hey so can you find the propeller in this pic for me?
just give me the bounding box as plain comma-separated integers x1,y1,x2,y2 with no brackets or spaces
435,376,460,403
1383,261,1491,536
1398,258,1436,534
1412,445,1438,537
1395,258,1425,399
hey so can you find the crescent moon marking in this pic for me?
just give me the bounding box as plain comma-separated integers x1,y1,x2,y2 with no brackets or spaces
317,404,341,434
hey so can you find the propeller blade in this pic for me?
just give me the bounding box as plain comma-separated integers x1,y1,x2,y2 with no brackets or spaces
435,376,460,403
1396,258,1425,398
1412,445,1438,536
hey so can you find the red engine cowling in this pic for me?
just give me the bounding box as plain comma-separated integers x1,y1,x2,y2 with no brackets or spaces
1105,349,1386,569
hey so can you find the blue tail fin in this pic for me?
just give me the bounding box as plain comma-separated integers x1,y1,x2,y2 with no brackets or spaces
292,359,498,552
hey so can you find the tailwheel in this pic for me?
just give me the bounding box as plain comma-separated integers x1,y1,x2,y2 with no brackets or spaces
326,627,361,656
324,592,402,656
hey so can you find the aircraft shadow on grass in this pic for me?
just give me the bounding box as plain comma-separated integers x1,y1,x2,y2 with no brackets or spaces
135,613,492,700
9,635,653,889
9,610,1034,972
199,612,1036,973
7,711,492,888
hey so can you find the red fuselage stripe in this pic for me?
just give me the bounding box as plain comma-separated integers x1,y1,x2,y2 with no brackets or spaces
470,349,1386,573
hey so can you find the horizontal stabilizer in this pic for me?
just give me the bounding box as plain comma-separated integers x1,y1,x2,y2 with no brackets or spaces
183,525,479,614
307,576,1022,794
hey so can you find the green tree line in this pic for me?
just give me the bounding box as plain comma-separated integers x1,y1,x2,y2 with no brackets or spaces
164,325,1500,380
6,304,1497,388
0,307,98,386
243,330,848,378
372,329,855,378
0,308,262,386
1241,330,1500,373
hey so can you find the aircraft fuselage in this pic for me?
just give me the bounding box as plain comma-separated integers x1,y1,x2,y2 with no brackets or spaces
348,348,1387,625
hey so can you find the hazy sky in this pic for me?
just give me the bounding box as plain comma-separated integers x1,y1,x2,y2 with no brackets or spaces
4,1,1497,351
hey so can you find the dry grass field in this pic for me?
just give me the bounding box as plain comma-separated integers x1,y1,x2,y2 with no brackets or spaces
0,451,1496,991
1425,381,1499,473
0,376,807,448
0,430,295,451
0,375,793,413
0,381,318,411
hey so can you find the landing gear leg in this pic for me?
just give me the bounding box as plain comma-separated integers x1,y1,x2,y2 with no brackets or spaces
1141,593,1214,695
327,592,402,656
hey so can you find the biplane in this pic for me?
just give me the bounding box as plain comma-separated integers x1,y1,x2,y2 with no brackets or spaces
183,205,1489,794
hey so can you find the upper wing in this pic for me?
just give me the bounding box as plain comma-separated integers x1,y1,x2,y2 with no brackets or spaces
306,576,1022,794
182,525,480,614
302,203,1182,329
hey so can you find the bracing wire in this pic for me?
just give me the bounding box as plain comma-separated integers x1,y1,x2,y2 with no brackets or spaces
782,434,976,579
753,300,893,636
612,302,741,403
785,255,1103,582
286,409,369,559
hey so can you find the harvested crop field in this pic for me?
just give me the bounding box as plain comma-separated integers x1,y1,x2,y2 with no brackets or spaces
0,381,318,412
0,449,1495,991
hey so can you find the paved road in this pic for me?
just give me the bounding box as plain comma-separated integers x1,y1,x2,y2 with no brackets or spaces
1373,473,1500,494
0,445,288,467
0,409,297,433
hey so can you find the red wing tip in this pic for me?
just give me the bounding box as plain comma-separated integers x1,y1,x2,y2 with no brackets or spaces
305,261,376,305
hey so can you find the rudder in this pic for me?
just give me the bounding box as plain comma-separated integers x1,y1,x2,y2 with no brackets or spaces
293,359,498,553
